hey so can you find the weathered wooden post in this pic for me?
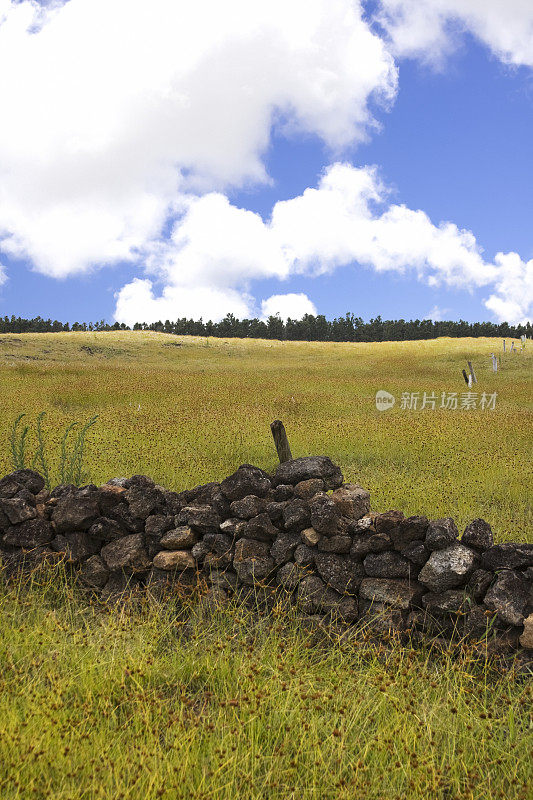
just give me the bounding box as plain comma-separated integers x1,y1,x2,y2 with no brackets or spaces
503,340,506,352
270,420,293,463
462,369,469,386
467,361,477,384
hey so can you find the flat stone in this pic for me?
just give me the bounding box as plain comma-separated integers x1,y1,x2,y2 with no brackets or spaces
179,505,220,534
359,578,424,610
484,570,529,627
425,518,459,551
2,518,53,548
350,532,391,558
422,590,469,615
461,519,493,550
153,550,195,571
418,543,476,592
273,456,343,489
330,484,370,520
52,491,100,533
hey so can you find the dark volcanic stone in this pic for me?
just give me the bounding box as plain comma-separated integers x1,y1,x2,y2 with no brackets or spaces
399,540,428,566
230,495,266,519
418,544,476,592
273,456,343,490
363,551,411,579
242,513,279,542
484,570,529,627
314,553,364,594
422,590,469,615
481,543,533,571
179,505,220,534
124,487,164,520
270,532,301,565
145,514,173,537
317,535,352,554
294,478,325,499
101,533,151,572
52,491,100,533
79,555,109,588
2,518,54,548
282,499,311,532
51,532,100,563
374,510,404,534
297,576,358,621
350,532,391,558
233,538,274,585
466,569,493,602
294,544,316,567
330,484,370,520
190,482,231,517
391,516,429,548
310,493,340,535
264,501,288,523
425,518,459,551
359,578,424,610
87,517,126,541
269,484,293,502
0,469,44,496
203,534,234,569
108,504,144,533
220,465,271,501
219,518,247,538
461,519,494,550
160,527,197,549
277,562,305,590
1,497,37,525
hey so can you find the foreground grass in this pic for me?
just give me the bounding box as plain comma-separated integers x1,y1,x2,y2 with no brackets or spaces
0,331,531,539
1,567,531,800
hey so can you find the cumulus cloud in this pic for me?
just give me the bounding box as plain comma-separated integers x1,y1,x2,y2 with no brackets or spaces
424,305,451,321
0,263,7,286
0,0,396,276
261,293,317,321
375,0,533,67
114,164,532,325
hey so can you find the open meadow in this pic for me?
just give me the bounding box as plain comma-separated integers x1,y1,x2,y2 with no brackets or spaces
0,331,532,800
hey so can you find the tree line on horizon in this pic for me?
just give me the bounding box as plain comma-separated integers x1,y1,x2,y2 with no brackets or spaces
0,313,530,342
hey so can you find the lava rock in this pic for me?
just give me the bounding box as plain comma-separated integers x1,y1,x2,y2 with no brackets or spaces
1,497,37,525
124,486,164,519
0,469,44,496
418,544,476,591
317,535,352,554
161,527,197,549
301,527,321,547
51,532,100,563
314,553,364,594
273,456,343,489
230,495,266,519
219,518,247,538
484,570,529,627
79,555,109,588
203,534,234,569
269,484,293,502
294,544,316,567
481,543,533,571
178,505,220,534
425,518,459,551
374,510,404,535
282,499,311,532
243,513,279,542
220,464,271,501
101,533,151,572
363,551,411,579
294,478,325,499
391,516,429,548
399,540,428,566
52,491,100,533
350,532,391,558
270,531,301,565
233,538,274,585
310,493,340,535
145,514,173,537
359,578,424,610
87,516,126,541
422,590,470,615
461,519,494,550
277,562,304,590
2,518,54,548
520,614,533,649
330,484,370,520
466,569,493,602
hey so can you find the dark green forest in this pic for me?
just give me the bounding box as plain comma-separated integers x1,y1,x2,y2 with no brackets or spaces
0,313,530,342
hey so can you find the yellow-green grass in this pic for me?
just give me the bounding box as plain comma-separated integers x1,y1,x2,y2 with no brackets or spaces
0,332,532,800
0,331,531,540
0,566,531,800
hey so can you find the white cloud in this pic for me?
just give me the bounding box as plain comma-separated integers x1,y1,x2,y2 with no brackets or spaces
261,293,317,321
0,263,7,286
114,278,253,327
0,0,396,276
375,0,533,67
424,305,450,321
115,164,532,326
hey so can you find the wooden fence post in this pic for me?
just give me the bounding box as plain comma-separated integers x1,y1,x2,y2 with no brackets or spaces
462,369,469,386
270,420,293,463
467,361,477,384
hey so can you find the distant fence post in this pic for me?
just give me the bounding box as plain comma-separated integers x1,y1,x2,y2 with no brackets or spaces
503,340,506,352
467,361,477,384
270,420,293,463
462,369,469,386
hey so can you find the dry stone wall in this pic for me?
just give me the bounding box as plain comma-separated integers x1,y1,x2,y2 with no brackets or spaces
1,457,532,655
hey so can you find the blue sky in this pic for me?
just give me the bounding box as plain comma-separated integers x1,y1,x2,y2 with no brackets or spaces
0,0,531,325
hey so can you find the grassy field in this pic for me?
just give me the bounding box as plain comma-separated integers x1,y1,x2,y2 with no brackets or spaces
0,331,532,800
